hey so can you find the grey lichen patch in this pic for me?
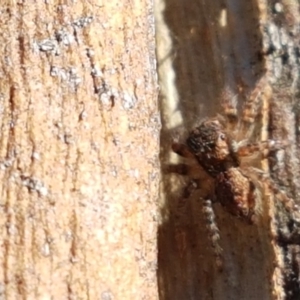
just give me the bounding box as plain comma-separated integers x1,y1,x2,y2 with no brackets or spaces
95,79,117,109
72,16,94,28
262,12,300,88
50,66,66,78
31,151,40,161
101,290,113,300
55,29,75,46
68,67,82,91
41,242,51,257
36,39,59,54
0,158,15,169
94,82,136,110
21,176,48,197
49,66,82,90
91,66,103,78
34,14,94,59
86,48,95,58
121,92,136,110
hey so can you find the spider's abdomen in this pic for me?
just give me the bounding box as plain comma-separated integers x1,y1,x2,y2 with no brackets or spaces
215,168,257,223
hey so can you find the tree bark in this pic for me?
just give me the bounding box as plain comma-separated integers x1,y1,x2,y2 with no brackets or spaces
0,1,159,299
157,0,300,299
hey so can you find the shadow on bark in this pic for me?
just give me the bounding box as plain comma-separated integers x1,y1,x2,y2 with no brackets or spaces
156,1,275,299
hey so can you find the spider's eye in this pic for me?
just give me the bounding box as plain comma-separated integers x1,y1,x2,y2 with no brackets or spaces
219,133,226,141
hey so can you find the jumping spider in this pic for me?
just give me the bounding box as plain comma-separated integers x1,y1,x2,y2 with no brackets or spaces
168,78,298,268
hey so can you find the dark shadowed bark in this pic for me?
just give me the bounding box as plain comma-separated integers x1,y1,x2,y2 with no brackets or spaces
156,0,300,299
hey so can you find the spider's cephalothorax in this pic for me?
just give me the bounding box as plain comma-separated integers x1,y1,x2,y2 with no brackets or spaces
187,119,240,177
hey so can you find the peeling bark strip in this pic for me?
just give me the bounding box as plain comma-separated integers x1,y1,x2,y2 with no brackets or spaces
0,1,159,299
157,0,300,299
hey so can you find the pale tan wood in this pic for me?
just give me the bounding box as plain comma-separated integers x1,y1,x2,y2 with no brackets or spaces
0,1,159,299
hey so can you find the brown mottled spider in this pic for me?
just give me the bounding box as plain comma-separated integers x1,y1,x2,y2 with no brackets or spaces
168,78,298,268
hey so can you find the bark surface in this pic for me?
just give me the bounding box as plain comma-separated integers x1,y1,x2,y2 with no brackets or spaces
0,1,159,299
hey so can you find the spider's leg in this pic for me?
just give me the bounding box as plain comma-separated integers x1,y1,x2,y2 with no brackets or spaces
166,162,209,183
168,141,209,179
171,142,195,159
242,77,267,123
246,167,299,217
221,87,238,131
237,139,287,158
174,180,198,257
166,163,193,176
240,77,271,139
202,198,223,269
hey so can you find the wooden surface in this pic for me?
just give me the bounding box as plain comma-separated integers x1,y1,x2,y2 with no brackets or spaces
0,1,159,299
156,0,300,299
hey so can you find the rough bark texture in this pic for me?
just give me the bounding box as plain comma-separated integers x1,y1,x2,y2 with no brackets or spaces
0,1,159,299
156,0,300,299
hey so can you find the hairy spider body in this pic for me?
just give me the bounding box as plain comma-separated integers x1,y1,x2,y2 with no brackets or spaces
186,119,260,223
172,119,267,223
168,80,297,268
215,168,257,222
